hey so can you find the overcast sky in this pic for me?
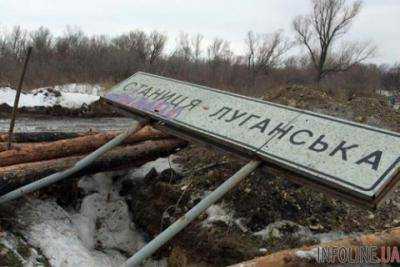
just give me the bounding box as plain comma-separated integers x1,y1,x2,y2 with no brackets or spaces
1,0,399,64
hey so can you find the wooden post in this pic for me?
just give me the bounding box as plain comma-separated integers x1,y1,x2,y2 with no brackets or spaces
7,46,33,149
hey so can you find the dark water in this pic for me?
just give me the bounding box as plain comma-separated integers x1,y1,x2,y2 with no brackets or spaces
0,117,135,132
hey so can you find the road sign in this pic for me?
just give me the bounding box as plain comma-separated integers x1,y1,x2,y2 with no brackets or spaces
104,72,400,206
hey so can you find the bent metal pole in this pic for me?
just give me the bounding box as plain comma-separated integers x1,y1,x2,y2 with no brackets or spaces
0,121,143,204
123,160,262,267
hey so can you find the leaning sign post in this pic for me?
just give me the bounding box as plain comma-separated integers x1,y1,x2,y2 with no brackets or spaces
104,72,400,266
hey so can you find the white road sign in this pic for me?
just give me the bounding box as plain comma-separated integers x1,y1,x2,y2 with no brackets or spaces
105,72,400,205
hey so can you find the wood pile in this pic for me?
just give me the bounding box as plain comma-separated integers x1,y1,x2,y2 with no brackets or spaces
0,125,187,194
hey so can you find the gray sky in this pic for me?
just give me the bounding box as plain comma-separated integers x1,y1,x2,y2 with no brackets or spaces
1,0,399,64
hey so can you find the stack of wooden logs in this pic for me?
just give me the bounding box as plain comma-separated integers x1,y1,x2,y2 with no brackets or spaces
0,125,187,195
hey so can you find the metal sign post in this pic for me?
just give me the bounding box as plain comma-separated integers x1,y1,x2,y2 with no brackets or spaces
124,160,261,267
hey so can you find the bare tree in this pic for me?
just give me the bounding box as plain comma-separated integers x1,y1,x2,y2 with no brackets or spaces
293,0,376,83
173,32,192,62
245,31,257,71
191,33,203,62
148,31,167,67
245,30,292,85
173,32,203,62
0,24,386,94
30,26,52,53
111,30,152,75
207,38,232,63
207,38,233,84
9,26,28,60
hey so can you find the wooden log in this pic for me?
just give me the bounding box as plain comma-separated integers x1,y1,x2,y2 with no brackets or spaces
0,138,187,194
0,142,44,153
0,131,95,143
0,143,10,152
0,125,168,167
230,227,400,267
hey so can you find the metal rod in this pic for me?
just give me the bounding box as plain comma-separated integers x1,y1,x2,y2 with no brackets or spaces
0,121,143,204
7,46,33,149
123,159,262,267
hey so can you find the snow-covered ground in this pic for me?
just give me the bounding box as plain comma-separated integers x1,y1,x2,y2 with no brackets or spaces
0,84,101,109
128,156,182,179
1,156,179,267
0,83,136,132
52,84,105,96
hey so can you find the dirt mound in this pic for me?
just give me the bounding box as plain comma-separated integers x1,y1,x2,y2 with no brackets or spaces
264,85,335,110
263,85,400,131
347,96,400,131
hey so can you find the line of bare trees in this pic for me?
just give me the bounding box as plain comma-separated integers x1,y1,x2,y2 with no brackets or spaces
0,0,399,98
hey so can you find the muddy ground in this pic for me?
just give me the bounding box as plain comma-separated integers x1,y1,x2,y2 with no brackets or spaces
1,86,400,266
121,144,400,266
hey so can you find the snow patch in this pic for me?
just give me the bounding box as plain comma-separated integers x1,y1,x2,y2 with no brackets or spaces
313,231,349,243
78,172,118,196
259,247,268,253
14,170,167,267
75,193,146,254
16,199,126,267
202,204,233,227
52,83,105,96
295,247,319,260
0,86,99,109
128,156,182,179
254,220,314,244
75,172,147,254
57,92,99,109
